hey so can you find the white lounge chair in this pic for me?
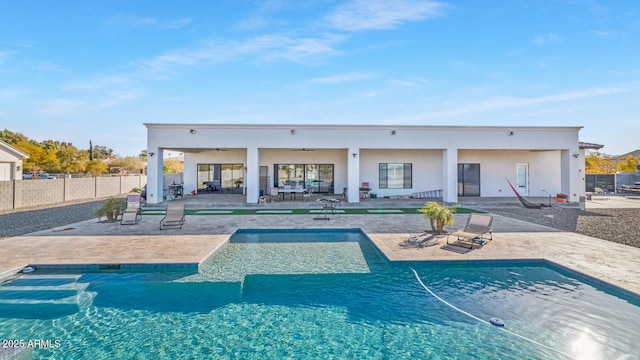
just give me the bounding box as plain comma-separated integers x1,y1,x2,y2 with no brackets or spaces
160,203,185,230
446,213,493,249
121,194,142,225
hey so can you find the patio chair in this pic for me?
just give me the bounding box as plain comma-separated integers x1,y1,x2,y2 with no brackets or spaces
360,182,370,198
160,202,185,230
121,194,142,225
270,187,280,202
303,188,314,202
446,213,493,249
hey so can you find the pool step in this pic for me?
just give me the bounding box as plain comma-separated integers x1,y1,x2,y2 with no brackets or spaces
0,274,95,311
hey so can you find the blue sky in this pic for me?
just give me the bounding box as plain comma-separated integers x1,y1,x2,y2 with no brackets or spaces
1,0,638,156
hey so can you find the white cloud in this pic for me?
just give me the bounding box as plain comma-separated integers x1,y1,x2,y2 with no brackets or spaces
138,34,344,73
265,35,343,63
0,51,15,64
414,87,625,119
0,89,26,101
4,40,36,48
326,0,446,32
98,90,140,108
235,15,269,31
532,33,562,47
106,15,158,26
106,15,193,29
37,61,66,73
310,72,376,83
589,30,622,38
160,17,194,30
65,76,132,90
35,99,87,116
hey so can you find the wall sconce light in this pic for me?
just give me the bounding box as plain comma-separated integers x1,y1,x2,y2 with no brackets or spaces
190,129,196,134
352,153,358,158
508,131,514,136
290,129,296,135
573,153,580,158
16,166,21,171
391,130,396,135
149,152,154,157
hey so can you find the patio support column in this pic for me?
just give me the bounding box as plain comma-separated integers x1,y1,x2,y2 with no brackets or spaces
560,149,581,202
146,148,163,204
347,147,360,203
246,147,260,204
442,148,458,204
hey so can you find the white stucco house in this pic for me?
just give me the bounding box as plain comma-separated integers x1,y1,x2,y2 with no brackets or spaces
0,140,29,181
145,123,586,205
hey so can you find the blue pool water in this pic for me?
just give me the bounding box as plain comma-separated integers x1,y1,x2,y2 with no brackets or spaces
1,229,639,359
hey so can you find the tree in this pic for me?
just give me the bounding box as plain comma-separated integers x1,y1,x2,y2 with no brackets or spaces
56,143,86,173
585,152,616,174
163,158,184,174
85,160,107,176
93,145,115,159
2,128,144,175
109,156,145,173
615,155,640,173
0,129,28,144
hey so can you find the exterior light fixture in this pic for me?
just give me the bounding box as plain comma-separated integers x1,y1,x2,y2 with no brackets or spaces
391,130,396,135
149,152,154,157
291,129,296,135
352,153,358,158
190,129,196,134
16,166,21,171
508,131,514,136
573,154,580,158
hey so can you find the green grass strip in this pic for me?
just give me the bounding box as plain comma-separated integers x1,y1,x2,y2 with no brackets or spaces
142,207,483,216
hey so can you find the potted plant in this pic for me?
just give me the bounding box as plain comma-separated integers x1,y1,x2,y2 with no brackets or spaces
96,198,125,222
418,201,456,234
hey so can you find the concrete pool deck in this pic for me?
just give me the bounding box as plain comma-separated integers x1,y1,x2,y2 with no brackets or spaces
1,199,639,298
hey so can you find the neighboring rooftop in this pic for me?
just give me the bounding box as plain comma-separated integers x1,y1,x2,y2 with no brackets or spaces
579,141,604,150
615,149,640,159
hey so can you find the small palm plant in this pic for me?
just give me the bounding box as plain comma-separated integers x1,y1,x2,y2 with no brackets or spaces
418,201,456,234
96,198,125,222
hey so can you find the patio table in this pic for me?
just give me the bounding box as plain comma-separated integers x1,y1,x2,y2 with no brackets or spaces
278,188,305,200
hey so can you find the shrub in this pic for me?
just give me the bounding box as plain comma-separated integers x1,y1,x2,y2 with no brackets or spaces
418,202,456,234
96,198,125,222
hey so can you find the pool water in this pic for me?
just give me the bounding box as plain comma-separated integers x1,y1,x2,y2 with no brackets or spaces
1,229,639,359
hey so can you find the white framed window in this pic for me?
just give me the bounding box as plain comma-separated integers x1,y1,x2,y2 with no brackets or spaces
379,163,412,189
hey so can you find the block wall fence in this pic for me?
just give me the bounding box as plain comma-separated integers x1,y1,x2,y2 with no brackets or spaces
0,175,147,212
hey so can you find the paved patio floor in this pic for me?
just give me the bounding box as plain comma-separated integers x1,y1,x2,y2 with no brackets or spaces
1,197,639,298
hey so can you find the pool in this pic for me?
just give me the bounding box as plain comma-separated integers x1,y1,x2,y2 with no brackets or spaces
1,229,639,359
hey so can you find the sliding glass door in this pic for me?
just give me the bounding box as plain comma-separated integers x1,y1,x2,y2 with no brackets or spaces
275,164,334,193
197,163,244,194
458,163,480,196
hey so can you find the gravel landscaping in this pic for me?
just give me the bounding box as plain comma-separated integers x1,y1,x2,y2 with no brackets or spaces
479,206,640,248
0,200,108,239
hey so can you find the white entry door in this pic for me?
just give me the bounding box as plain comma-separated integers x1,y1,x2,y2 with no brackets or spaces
0,163,11,181
516,164,529,196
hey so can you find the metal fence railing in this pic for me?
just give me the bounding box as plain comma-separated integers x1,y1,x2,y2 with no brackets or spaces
586,173,640,194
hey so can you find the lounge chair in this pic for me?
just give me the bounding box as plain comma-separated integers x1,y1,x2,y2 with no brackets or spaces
160,202,185,230
446,213,493,249
120,194,142,225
